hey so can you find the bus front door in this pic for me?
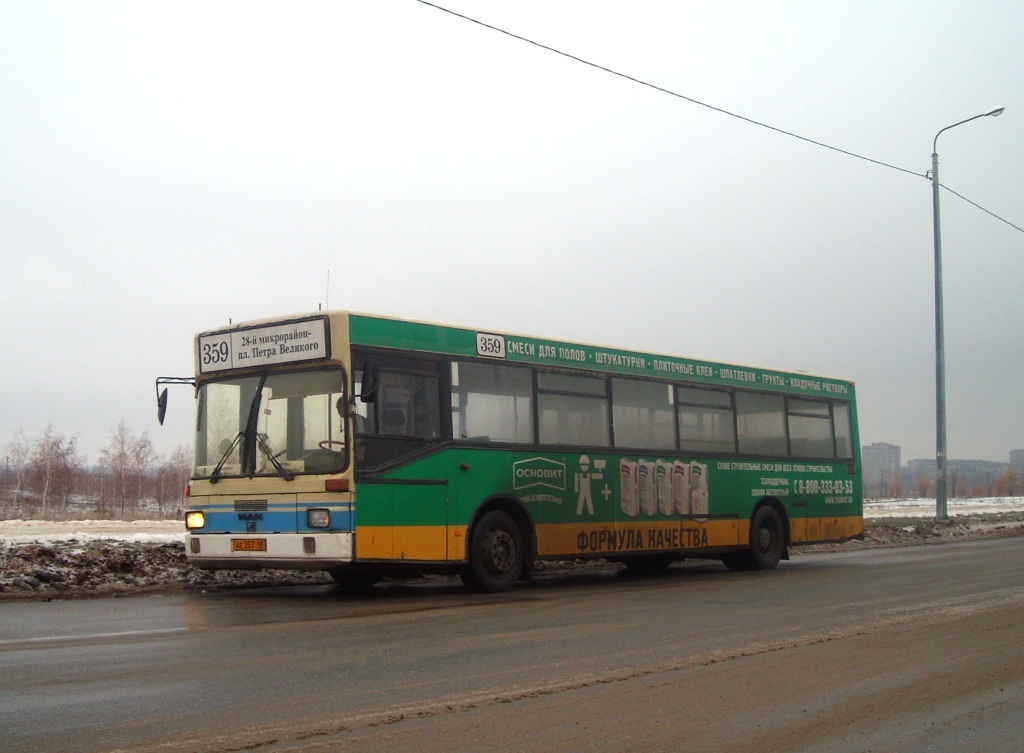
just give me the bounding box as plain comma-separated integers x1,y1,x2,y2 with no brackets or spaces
354,480,449,562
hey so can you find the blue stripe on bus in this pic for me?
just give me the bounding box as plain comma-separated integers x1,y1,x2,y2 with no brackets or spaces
199,507,355,533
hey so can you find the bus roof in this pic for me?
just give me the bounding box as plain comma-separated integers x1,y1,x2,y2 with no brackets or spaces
197,309,854,400
347,311,855,400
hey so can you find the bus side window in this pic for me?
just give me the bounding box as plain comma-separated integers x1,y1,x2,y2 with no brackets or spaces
677,386,736,454
787,398,835,458
736,392,786,456
832,402,854,459
536,372,610,447
451,361,533,443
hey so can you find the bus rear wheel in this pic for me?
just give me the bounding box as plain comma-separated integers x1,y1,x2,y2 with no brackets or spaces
722,505,786,571
461,510,525,593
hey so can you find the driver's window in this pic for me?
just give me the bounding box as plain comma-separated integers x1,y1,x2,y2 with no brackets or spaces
355,367,440,439
351,357,443,470
378,372,440,438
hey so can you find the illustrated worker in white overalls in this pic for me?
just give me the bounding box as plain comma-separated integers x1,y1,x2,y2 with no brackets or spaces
575,455,595,515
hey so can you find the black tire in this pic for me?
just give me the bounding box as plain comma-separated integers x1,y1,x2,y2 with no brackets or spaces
722,505,786,571
461,510,525,593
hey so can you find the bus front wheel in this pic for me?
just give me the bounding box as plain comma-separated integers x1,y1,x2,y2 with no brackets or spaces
461,510,525,593
723,505,786,571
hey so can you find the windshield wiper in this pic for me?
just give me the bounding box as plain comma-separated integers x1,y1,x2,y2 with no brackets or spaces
238,376,266,474
207,375,293,482
209,432,244,484
256,433,295,481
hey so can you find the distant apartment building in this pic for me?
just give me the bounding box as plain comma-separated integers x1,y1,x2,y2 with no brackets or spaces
862,442,901,498
1010,449,1024,471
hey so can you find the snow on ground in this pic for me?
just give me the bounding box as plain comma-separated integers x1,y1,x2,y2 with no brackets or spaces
864,497,1024,518
0,519,184,545
1,498,1022,544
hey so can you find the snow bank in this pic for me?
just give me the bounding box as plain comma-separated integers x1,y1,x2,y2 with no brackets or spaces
0,519,183,545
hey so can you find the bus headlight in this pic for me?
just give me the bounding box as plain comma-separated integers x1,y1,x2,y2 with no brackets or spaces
307,508,330,528
185,511,206,530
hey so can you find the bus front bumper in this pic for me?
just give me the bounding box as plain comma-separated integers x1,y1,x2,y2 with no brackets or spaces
185,532,353,571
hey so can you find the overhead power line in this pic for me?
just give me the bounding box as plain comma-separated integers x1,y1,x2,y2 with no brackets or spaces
416,0,1022,235
939,185,1023,233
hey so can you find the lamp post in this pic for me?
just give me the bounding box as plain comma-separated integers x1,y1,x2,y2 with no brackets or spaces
930,106,1004,521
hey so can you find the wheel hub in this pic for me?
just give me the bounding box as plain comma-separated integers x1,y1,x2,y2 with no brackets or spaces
487,529,515,573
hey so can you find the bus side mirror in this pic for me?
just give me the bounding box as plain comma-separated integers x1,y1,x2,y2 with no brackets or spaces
155,376,194,425
157,389,169,425
360,362,380,404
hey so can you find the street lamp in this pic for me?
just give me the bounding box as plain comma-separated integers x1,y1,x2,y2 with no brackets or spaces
930,106,1004,521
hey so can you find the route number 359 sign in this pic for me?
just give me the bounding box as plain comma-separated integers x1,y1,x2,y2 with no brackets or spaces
198,317,329,374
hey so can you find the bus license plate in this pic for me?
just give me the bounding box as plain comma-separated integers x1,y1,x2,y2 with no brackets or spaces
232,538,267,552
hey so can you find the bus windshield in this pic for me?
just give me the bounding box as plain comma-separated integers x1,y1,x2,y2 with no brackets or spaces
194,367,347,479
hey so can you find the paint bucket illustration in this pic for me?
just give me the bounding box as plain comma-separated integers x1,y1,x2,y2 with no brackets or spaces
619,458,639,517
639,460,657,516
673,460,692,515
690,461,709,516
656,460,675,515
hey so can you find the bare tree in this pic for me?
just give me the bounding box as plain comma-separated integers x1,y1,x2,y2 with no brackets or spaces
6,426,178,520
950,468,969,499
57,436,84,512
994,469,1024,497
30,426,82,518
100,421,155,516
100,421,132,516
130,430,156,513
5,429,31,515
885,474,905,499
169,445,192,515
146,443,193,517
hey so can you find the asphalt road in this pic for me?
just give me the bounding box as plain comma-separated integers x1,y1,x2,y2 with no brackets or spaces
2,539,1022,753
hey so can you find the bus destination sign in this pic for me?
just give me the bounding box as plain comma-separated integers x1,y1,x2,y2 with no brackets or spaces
198,317,330,374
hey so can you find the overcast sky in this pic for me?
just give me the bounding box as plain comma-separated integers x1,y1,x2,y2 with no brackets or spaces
2,1,1022,467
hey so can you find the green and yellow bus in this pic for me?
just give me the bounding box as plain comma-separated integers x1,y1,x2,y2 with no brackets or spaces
161,310,862,592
